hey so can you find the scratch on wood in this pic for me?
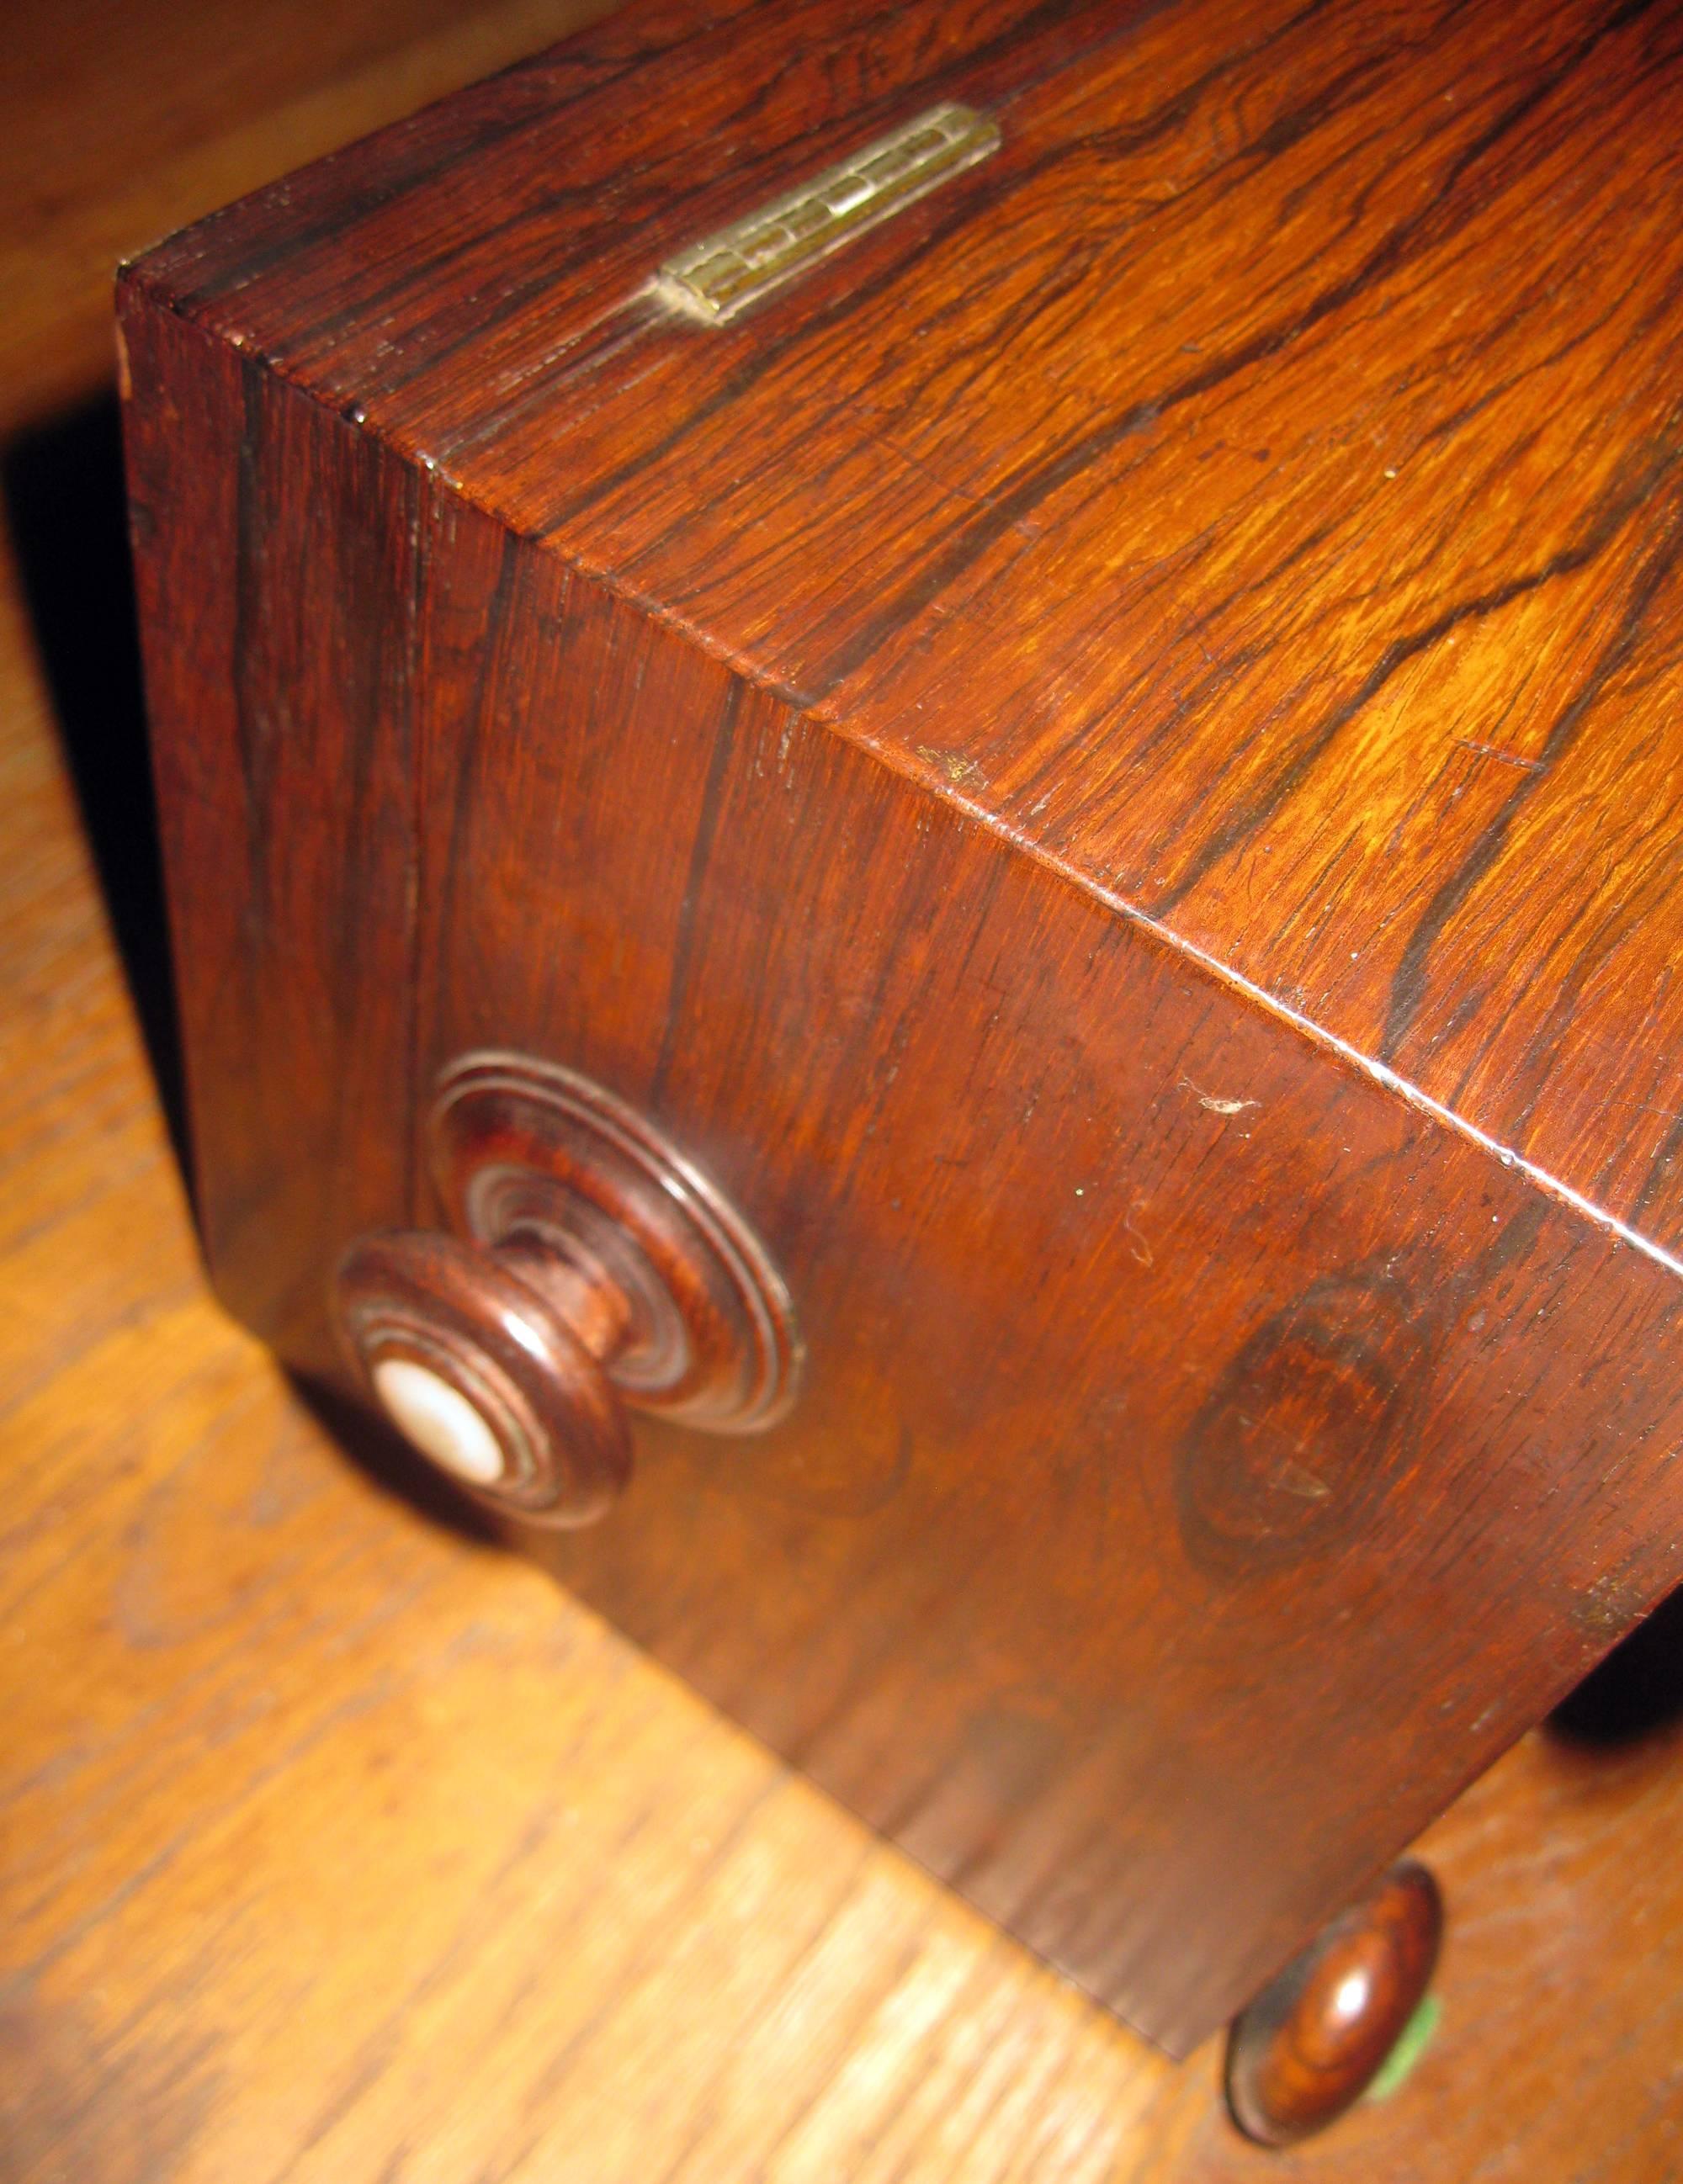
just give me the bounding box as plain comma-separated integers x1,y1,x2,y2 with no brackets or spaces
916,743,985,786
1453,738,1548,771
1180,1074,1260,1116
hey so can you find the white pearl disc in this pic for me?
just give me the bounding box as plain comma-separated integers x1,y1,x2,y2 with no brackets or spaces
371,1357,507,1486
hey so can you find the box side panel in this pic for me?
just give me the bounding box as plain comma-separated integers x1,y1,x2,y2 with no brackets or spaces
120,291,422,1372
401,497,1683,2053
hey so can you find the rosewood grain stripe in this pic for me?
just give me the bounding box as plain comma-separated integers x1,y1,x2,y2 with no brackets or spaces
1630,1099,1683,1233
428,522,523,969
127,0,1683,1259
231,356,278,920
646,679,744,1111
1447,812,1680,1150
489,0,1394,501
314,44,911,403
520,0,1326,543
168,0,1136,415
1379,480,1683,1063
537,49,1574,698
802,2,1667,703
173,3,750,305
1148,440,1683,929
591,3,1505,556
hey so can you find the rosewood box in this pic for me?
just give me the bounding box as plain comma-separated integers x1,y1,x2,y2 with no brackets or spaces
120,0,1683,2067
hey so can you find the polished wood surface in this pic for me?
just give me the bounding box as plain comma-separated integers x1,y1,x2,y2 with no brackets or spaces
4,0,1683,2172
1224,1863,1442,2147
131,0,1683,1263
122,0,1683,2052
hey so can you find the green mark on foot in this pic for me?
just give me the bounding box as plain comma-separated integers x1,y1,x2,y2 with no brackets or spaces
1363,1991,1441,2103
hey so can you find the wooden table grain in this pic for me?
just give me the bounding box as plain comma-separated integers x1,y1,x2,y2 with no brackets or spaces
2,3,1681,2176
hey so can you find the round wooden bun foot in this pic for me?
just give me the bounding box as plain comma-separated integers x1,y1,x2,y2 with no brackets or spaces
333,1052,802,1526
1224,1861,1442,2147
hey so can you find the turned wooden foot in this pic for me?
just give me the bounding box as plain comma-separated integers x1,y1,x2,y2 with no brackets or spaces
1224,1863,1442,2146
332,1056,802,1527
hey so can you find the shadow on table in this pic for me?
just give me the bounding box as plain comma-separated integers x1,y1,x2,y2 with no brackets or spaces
1549,1582,1683,1752
2,393,513,1556
297,1377,507,1548
2,390,188,1180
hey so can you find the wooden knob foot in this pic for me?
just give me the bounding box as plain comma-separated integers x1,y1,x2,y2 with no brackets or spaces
1224,1861,1442,2147
332,1053,801,1526
336,1227,632,1525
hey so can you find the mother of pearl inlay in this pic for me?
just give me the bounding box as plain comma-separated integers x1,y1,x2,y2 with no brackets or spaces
371,1356,507,1485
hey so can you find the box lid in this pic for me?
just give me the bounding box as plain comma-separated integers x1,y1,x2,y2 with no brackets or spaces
125,0,1683,1265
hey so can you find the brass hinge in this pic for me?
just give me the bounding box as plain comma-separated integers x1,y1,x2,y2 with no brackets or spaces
653,102,1001,325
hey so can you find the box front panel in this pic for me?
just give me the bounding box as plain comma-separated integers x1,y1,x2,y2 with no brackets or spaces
404,494,1683,2053
125,293,1683,2049
123,299,422,1374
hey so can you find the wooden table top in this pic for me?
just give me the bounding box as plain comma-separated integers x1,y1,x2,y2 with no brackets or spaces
9,0,1683,2174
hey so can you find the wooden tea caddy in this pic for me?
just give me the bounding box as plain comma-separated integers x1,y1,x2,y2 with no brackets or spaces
120,0,1683,2137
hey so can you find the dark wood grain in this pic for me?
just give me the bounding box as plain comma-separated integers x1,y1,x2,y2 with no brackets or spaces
130,0,1683,1264
121,302,422,1373
397,478,1683,2055
120,0,1683,2060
